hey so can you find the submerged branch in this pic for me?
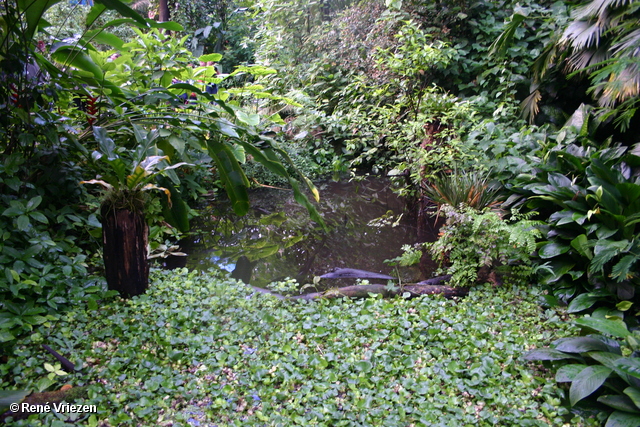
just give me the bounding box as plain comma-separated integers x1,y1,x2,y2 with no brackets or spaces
247,274,468,301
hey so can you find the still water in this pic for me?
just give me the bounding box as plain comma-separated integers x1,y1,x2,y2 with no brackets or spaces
165,177,422,290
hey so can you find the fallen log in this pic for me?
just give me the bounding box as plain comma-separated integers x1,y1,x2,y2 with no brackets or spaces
416,274,452,286
292,284,393,300
42,344,76,372
241,274,466,300
289,275,467,300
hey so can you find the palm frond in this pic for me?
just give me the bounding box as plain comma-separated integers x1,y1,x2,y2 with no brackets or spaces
590,58,640,107
532,42,564,81
565,46,609,72
521,89,543,123
611,28,640,56
489,13,527,58
562,19,605,50
573,0,606,20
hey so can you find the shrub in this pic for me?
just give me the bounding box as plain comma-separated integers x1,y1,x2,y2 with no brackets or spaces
526,314,640,426
513,140,640,309
425,206,542,286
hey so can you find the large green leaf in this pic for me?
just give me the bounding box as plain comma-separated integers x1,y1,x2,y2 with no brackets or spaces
616,359,640,380
93,126,117,160
236,141,289,177
107,158,127,186
540,259,576,283
236,140,325,229
556,364,588,382
139,156,170,173
216,118,240,139
83,30,125,49
575,317,630,338
588,352,629,383
51,45,103,79
16,0,60,41
597,226,620,240
556,336,612,353
571,234,593,259
157,177,189,233
126,166,149,190
235,110,261,126
169,83,204,96
95,0,146,26
288,179,326,230
624,213,640,228
605,411,640,427
570,365,613,406
548,172,574,189
617,183,640,207
538,242,570,259
624,387,640,409
548,210,576,225
199,53,223,62
207,141,249,215
598,395,640,413
152,21,184,31
86,2,106,26
568,294,601,313
524,348,582,361
590,159,625,186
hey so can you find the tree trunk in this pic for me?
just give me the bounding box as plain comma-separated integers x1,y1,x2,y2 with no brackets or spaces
101,206,149,298
158,0,170,22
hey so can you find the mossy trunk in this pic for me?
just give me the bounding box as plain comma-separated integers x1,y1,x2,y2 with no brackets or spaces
101,205,149,298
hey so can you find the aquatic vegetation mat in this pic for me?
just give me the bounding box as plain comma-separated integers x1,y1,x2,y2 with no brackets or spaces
3,269,595,426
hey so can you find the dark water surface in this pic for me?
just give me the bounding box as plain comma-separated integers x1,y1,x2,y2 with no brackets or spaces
165,178,422,289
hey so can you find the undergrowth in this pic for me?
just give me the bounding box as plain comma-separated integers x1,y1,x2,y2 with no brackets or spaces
3,269,596,426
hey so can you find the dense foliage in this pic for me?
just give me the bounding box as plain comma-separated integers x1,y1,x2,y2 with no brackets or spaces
0,0,320,348
2,0,640,424
4,269,590,426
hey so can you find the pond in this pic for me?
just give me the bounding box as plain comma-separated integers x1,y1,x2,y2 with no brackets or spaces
164,177,426,291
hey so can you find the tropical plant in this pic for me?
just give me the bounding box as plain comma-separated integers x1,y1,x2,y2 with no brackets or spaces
526,314,640,426
0,0,152,348
0,0,325,352
512,132,640,308
422,168,503,212
560,0,640,121
425,205,542,286
492,0,640,129
81,125,189,297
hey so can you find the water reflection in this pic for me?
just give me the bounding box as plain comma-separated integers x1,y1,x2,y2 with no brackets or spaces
164,178,422,289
